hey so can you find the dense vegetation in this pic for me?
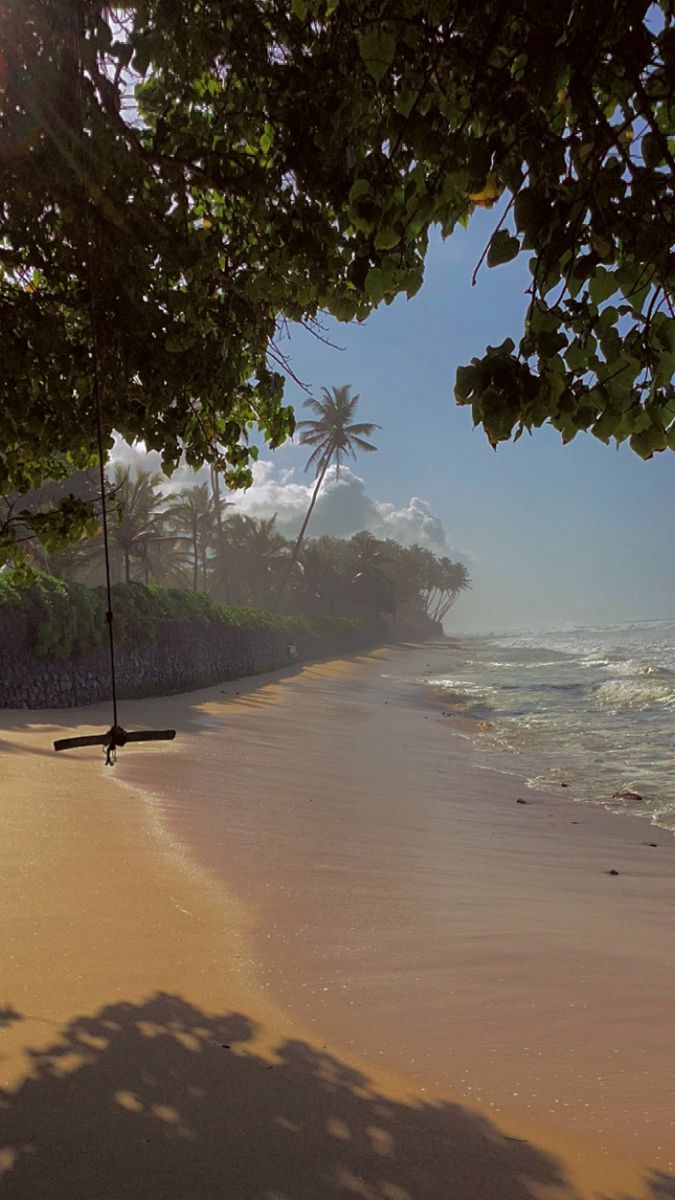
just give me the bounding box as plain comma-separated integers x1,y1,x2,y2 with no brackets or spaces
1,1,673,556
0,572,369,661
15,464,470,628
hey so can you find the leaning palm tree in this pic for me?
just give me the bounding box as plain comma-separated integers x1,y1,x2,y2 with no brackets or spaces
276,385,379,601
429,559,471,622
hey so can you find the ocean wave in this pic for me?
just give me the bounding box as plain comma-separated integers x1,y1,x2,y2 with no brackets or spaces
607,659,675,679
482,622,675,672
520,659,579,670
427,677,489,696
592,677,675,710
436,623,675,832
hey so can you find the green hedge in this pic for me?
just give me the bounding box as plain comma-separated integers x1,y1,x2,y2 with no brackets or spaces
0,573,103,659
0,574,369,660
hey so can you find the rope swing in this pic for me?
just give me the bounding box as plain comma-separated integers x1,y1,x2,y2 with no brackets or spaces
54,6,175,765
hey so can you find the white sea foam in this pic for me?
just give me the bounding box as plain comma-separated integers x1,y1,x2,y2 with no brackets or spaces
421,620,675,832
592,677,675,709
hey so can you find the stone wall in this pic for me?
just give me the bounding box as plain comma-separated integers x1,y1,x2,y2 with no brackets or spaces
0,614,378,710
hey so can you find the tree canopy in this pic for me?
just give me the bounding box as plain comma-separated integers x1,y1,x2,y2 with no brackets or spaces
1,0,674,553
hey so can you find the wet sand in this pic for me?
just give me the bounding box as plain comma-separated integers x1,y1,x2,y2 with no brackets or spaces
1,642,674,1198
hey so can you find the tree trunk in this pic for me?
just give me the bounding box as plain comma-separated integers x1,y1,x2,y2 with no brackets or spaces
192,531,199,592
124,551,130,583
211,465,229,602
276,457,330,603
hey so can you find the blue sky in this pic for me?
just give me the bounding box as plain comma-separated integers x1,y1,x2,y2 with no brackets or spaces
258,215,675,632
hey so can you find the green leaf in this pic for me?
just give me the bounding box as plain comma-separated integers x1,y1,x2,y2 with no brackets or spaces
486,230,520,267
545,371,566,404
651,313,675,354
357,29,396,83
396,88,417,118
455,364,477,401
259,123,274,155
513,190,548,243
349,179,372,204
589,268,616,305
597,306,619,332
364,267,388,303
374,227,401,251
641,131,662,169
615,263,650,307
564,343,587,371
537,330,567,357
630,424,668,458
654,350,675,388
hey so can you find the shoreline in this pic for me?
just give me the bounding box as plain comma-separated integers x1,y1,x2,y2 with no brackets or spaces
2,643,674,1197
419,625,675,837
418,672,675,840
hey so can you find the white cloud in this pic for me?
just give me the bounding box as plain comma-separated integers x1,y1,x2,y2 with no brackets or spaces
228,461,462,554
109,435,211,493
109,437,467,557
372,495,448,550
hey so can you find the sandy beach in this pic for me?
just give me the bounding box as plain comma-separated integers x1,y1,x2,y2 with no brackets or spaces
2,641,674,1199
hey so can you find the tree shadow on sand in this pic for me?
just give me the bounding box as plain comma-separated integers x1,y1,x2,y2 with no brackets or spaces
1,994,673,1200
0,1005,22,1031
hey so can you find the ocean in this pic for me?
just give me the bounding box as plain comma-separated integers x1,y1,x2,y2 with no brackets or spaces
423,620,675,831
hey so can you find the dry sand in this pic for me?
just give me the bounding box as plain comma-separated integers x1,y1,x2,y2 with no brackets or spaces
1,641,674,1199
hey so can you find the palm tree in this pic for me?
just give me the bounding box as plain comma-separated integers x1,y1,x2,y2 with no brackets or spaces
109,465,166,584
428,559,471,622
393,544,438,606
207,464,233,603
294,537,342,615
277,385,379,601
225,514,290,607
165,484,217,592
347,531,397,616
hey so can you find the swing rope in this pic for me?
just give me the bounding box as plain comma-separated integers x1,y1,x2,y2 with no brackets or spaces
75,3,118,738
85,192,120,741
52,7,175,764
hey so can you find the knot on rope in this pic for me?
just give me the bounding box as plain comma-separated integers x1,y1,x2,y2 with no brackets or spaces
104,725,127,767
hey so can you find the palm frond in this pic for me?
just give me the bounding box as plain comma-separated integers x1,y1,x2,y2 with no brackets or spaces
348,437,378,453
297,426,328,445
303,444,330,474
344,422,381,436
